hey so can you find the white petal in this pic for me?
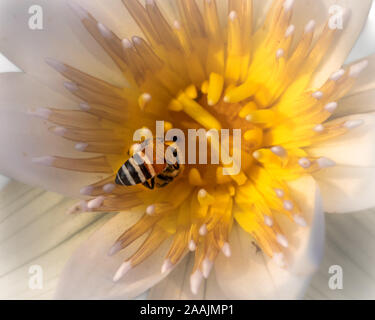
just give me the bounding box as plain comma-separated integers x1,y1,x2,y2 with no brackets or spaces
279,176,325,275
252,0,371,87
0,181,111,299
310,112,375,213
306,0,372,87
148,253,228,300
346,54,375,96
148,255,207,300
0,175,10,191
204,271,229,300
335,89,375,118
214,224,279,299
69,0,143,39
0,53,21,73
55,208,173,299
314,166,375,213
0,0,126,92
0,73,107,198
305,210,375,299
264,257,314,299
214,224,314,299
215,176,323,299
253,0,273,28
308,113,375,167
0,72,74,108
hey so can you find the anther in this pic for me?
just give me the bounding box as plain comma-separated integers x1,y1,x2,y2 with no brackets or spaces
349,60,368,78
283,200,294,211
190,270,203,295
276,48,284,59
199,224,208,236
122,38,133,49
285,25,295,37
245,114,253,122
202,258,214,279
304,20,316,33
229,11,238,21
317,157,336,168
79,102,91,111
68,0,89,19
146,204,156,215
276,234,289,248
80,185,94,196
108,241,122,256
139,93,152,111
161,259,173,274
271,146,287,157
87,196,105,209
97,22,112,39
64,82,78,92
298,157,311,169
314,124,325,133
274,188,285,198
223,95,230,103
283,0,294,12
312,91,323,100
252,150,261,160
293,214,307,227
52,126,67,136
173,20,181,30
45,57,67,72
264,215,274,227
113,261,132,282
325,102,338,113
198,188,207,199
75,142,88,152
188,240,197,251
221,242,231,257
103,183,116,193
343,119,364,129
330,69,345,81
132,36,142,45
272,252,286,268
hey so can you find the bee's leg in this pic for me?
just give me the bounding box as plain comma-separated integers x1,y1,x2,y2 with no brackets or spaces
142,181,151,189
150,178,155,189
173,162,180,170
143,178,155,190
156,174,173,188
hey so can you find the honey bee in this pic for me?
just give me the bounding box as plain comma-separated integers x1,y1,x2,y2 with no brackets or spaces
115,138,182,190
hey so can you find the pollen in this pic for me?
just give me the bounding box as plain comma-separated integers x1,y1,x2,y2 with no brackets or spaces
30,0,368,295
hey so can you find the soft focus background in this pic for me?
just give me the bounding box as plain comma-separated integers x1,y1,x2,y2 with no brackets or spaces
1,2,375,300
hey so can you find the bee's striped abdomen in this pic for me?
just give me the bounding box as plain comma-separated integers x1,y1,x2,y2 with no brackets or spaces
115,152,154,186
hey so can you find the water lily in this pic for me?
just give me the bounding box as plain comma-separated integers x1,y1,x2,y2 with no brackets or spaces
1,0,375,300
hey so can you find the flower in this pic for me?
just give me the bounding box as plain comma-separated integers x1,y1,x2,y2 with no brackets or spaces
0,0,375,300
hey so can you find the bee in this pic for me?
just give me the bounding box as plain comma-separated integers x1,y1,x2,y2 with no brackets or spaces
115,138,182,190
